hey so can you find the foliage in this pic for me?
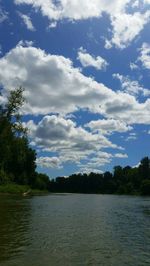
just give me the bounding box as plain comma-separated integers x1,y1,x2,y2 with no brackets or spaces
0,184,30,194
49,157,150,195
0,88,49,192
141,180,150,195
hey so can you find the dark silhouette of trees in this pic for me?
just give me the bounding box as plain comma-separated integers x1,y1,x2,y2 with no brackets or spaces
48,157,150,195
139,157,150,180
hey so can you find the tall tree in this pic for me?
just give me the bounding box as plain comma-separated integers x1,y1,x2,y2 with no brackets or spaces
0,87,36,186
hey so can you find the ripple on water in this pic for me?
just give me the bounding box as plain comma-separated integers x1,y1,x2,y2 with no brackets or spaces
0,194,149,266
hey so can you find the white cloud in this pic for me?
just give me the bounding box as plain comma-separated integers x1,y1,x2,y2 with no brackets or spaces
18,40,34,47
26,115,121,171
14,0,150,48
77,151,113,173
79,167,104,174
86,119,132,135
138,43,150,69
106,11,150,49
18,12,35,31
14,0,129,20
114,153,128,158
77,47,108,70
27,115,118,152
0,44,150,125
36,156,62,169
113,73,150,97
125,132,137,141
48,21,57,28
130,62,139,70
0,44,2,55
144,0,150,4
0,44,113,115
0,7,8,23
131,0,140,8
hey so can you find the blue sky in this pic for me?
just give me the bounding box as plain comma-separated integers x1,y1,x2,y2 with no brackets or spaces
0,0,150,178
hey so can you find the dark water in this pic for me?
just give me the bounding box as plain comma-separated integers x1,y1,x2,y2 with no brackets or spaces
0,194,150,266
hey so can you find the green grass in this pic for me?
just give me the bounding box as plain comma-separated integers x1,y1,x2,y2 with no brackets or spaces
0,183,30,194
0,183,49,195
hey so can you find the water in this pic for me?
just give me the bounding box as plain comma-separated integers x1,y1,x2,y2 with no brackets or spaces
0,194,149,266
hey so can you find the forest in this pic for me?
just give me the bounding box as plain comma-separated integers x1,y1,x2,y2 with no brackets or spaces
49,158,150,195
0,88,150,195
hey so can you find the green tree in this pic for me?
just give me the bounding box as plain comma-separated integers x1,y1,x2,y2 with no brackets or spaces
139,157,150,180
0,87,37,187
141,179,150,195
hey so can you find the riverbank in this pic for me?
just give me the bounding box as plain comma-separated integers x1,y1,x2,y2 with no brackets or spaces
0,184,49,196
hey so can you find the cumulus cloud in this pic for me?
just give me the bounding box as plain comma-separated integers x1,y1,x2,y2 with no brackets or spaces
86,119,132,135
75,151,113,173
14,0,128,20
36,156,62,169
138,43,150,69
26,115,122,171
78,151,128,173
0,44,113,115
18,12,35,31
0,44,150,125
28,115,129,170
105,11,150,49
14,0,150,48
27,115,118,152
77,47,108,70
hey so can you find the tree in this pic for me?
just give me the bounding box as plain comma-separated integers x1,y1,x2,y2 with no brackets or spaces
139,157,150,180
4,87,27,136
141,179,150,195
0,88,36,186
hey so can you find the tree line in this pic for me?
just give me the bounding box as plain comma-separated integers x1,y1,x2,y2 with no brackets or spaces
0,88,150,195
49,157,150,195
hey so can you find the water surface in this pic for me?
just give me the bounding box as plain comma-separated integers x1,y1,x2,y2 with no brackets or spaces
0,194,150,266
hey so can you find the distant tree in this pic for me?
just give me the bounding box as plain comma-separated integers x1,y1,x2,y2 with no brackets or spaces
34,173,50,190
103,171,115,193
141,179,150,195
48,157,150,195
139,157,150,180
113,165,123,191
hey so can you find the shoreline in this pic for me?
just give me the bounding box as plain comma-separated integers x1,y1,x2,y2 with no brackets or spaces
0,184,49,196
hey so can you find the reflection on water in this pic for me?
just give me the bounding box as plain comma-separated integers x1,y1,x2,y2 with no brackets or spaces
0,194,150,266
0,195,31,263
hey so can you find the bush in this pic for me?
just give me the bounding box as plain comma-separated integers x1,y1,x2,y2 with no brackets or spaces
0,169,9,185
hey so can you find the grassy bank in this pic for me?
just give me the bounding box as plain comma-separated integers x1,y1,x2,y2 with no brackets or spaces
0,183,49,195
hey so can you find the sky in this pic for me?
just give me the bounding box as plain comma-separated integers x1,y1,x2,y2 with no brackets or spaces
0,0,150,178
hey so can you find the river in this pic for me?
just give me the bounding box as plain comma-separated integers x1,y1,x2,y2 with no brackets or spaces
0,194,149,266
